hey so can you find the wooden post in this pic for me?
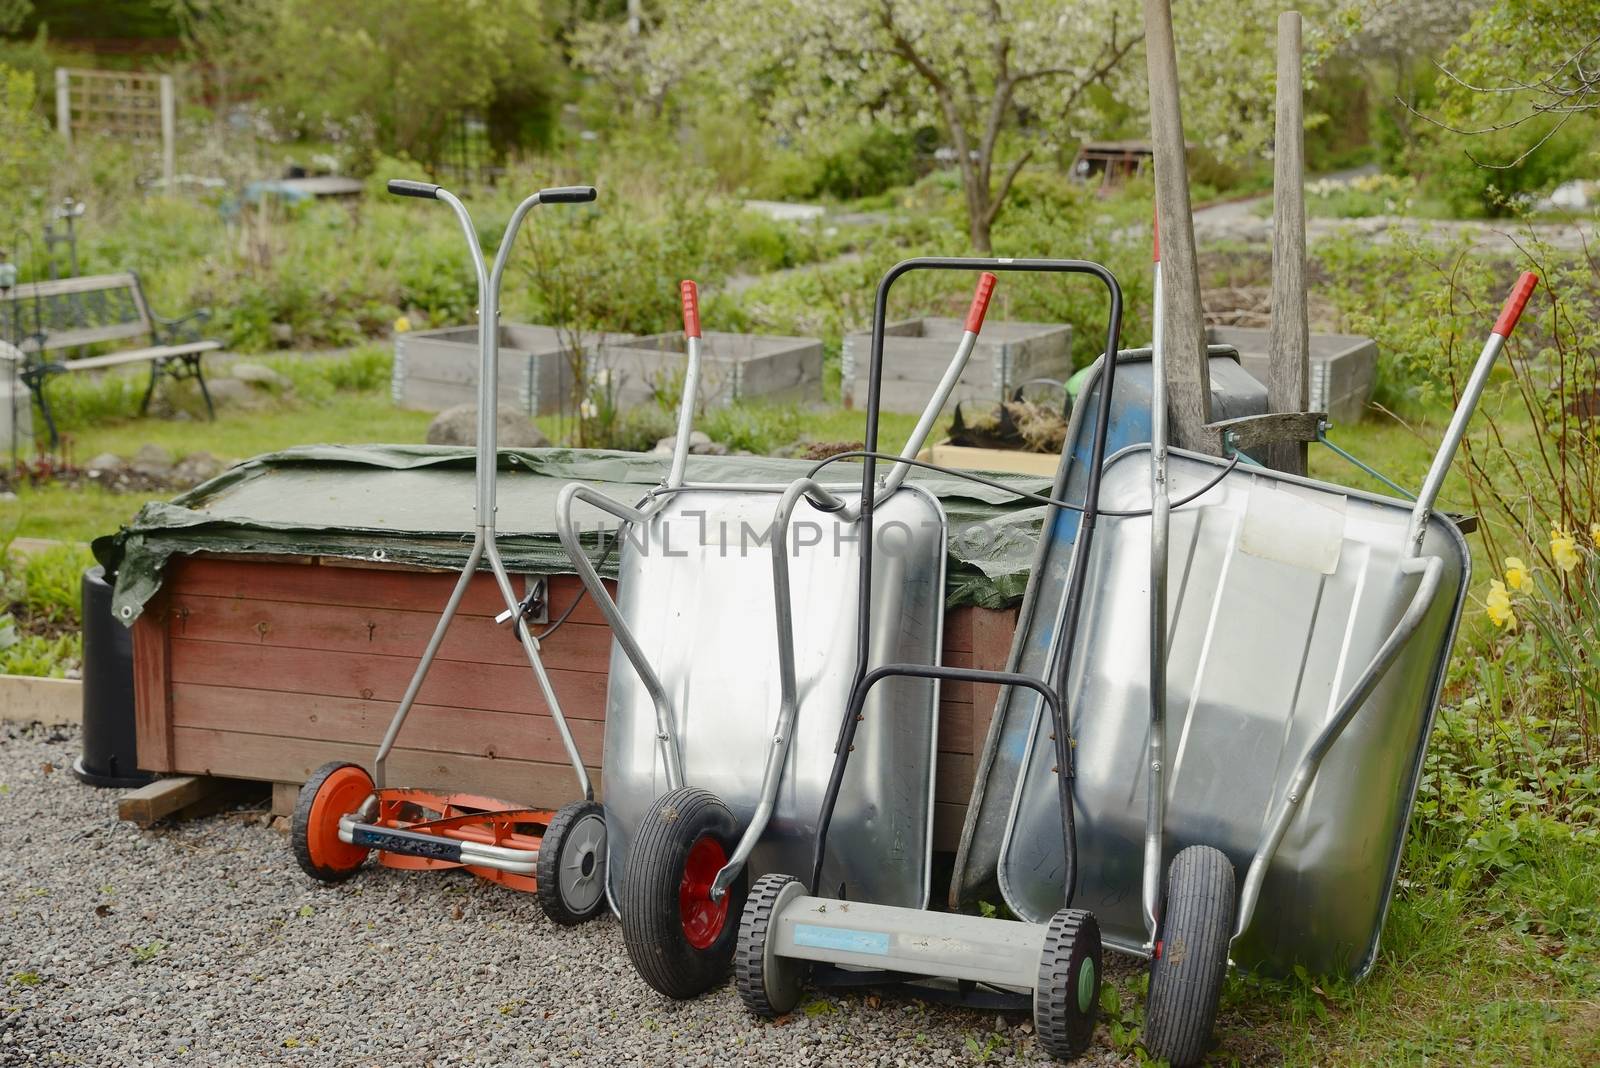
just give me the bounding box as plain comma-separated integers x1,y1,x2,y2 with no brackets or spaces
1268,12,1311,475
1142,0,1214,453
54,68,71,144
159,74,177,192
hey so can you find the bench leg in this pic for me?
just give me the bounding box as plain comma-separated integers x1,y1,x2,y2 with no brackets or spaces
190,355,215,421
138,359,162,416
21,370,59,452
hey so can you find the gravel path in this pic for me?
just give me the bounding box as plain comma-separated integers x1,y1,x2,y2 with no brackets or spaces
0,724,1147,1068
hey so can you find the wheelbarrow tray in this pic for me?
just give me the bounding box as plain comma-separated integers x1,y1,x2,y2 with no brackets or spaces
601,483,947,914
997,446,1469,978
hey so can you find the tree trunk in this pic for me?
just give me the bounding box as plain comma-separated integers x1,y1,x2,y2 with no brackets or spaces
969,209,994,254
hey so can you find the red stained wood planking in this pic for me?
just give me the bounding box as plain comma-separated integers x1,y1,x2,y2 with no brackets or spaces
169,556,613,626
167,593,613,672
167,637,609,719
171,726,598,807
171,683,606,765
137,556,1018,843
131,590,175,772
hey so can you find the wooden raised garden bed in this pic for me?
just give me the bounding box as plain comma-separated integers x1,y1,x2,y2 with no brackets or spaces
132,554,1016,851
841,317,1072,413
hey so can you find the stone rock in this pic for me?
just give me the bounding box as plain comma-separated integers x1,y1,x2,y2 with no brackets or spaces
84,452,125,474
426,404,550,448
173,451,224,485
228,362,292,393
269,323,294,346
652,430,716,455
130,443,175,477
201,377,266,410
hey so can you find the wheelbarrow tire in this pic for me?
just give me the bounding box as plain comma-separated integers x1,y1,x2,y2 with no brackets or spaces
1144,845,1236,1067
621,786,747,999
291,761,373,883
736,873,810,1018
1034,907,1102,1061
535,799,608,926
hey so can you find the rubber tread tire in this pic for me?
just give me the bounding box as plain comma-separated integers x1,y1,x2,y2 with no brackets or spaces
535,799,608,926
1034,907,1103,1061
620,786,747,999
1144,845,1236,1067
736,873,807,1017
290,761,371,883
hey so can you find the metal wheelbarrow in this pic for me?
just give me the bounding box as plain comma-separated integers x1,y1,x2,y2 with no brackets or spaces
994,267,1539,1064
289,179,610,927
555,275,1001,997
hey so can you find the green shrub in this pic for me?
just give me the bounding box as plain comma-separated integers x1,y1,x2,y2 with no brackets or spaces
699,402,803,455
0,540,92,678
750,124,922,202
1410,116,1600,219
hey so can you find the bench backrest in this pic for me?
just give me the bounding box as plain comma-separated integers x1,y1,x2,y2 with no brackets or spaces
1,272,154,353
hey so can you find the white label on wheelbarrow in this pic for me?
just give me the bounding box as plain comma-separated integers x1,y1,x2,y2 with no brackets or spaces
1238,481,1346,574
794,924,891,956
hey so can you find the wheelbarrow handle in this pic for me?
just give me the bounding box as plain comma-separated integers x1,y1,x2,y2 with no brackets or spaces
1493,270,1538,338
1406,271,1538,557
679,279,701,338
964,270,997,333
666,280,704,489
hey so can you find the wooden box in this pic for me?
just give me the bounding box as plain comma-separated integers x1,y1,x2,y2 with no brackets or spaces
132,555,1016,851
1208,325,1379,425
393,324,629,416
841,317,1072,413
595,330,824,410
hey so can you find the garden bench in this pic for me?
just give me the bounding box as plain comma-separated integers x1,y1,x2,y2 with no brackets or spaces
1,271,220,446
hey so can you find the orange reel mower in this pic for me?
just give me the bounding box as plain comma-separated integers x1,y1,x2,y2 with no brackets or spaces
288,178,606,925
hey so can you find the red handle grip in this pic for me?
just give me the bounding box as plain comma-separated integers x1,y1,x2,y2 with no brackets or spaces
965,272,998,334
1492,271,1538,338
680,279,701,339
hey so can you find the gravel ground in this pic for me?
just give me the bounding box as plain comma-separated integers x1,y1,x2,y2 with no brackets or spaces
0,723,1156,1068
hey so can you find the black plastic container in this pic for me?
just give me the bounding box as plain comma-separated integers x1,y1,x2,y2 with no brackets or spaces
73,565,154,788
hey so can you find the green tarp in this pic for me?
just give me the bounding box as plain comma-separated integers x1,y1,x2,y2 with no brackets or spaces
95,445,1053,624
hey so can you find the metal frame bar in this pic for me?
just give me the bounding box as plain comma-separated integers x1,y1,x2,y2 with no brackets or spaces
811,257,1126,903
809,663,1073,899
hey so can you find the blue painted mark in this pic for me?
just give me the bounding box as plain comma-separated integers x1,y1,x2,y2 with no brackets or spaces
794,924,891,956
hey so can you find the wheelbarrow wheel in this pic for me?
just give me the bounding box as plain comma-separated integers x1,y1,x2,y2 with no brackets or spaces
1034,907,1102,1061
736,873,810,1018
621,786,747,999
535,799,608,926
291,761,373,883
1144,845,1236,1067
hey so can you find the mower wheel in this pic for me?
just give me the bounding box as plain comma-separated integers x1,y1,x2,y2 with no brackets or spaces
620,786,747,999
736,873,809,1018
1144,845,1236,1067
1034,907,1102,1061
291,761,373,883
536,799,608,925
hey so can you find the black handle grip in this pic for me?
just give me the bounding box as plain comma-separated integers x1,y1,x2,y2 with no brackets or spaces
386,179,441,199
539,185,597,203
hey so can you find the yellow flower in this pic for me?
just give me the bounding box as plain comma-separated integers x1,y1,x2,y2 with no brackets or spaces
394,315,412,334
1550,528,1580,573
1485,580,1517,629
1590,522,1600,549
1504,557,1528,590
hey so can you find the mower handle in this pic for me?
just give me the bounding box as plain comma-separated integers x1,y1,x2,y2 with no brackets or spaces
539,185,598,203
386,179,440,199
